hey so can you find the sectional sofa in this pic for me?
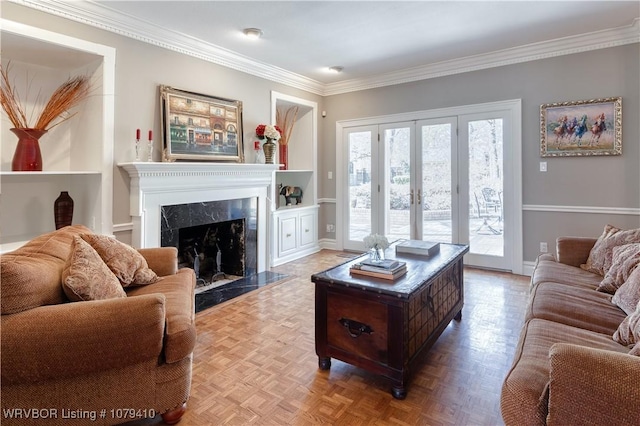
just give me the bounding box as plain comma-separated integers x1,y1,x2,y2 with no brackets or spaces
501,225,640,425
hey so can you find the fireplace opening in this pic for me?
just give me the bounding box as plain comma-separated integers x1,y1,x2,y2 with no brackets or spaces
178,218,245,290
160,197,258,291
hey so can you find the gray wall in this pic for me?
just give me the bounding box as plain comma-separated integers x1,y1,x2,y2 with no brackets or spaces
5,3,639,265
2,3,323,244
320,44,640,263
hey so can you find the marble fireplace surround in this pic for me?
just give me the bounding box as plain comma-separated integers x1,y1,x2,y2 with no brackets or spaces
119,162,279,273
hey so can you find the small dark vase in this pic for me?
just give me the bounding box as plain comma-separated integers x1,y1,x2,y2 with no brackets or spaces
10,128,46,171
54,191,74,230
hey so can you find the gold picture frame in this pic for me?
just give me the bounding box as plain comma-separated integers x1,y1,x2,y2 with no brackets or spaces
160,85,244,162
540,97,621,157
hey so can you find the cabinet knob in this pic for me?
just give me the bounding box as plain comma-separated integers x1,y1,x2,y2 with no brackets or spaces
286,233,292,238
305,229,309,232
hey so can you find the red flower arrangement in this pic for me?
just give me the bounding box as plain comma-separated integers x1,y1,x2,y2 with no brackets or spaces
255,124,282,140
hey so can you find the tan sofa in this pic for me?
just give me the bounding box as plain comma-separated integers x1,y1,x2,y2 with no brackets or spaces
501,235,640,425
1,225,196,425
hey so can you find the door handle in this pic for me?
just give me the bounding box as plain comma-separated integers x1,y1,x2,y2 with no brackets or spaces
410,189,414,205
417,188,422,205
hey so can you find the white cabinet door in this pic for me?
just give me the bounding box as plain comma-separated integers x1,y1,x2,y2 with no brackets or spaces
279,215,298,256
299,211,316,248
271,206,320,267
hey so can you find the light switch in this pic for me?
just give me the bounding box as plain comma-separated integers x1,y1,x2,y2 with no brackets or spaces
539,161,547,172
328,171,333,179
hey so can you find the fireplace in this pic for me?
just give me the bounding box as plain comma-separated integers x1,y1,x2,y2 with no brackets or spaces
119,162,278,274
160,198,257,289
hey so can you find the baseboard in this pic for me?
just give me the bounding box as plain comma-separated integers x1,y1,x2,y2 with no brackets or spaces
521,261,535,277
319,238,337,250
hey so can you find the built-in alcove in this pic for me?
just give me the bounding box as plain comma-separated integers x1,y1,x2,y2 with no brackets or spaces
0,19,116,253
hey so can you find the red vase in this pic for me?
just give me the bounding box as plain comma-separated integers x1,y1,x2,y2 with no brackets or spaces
279,143,288,170
10,128,46,171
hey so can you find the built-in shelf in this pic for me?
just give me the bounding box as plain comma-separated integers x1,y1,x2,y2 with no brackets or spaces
0,171,101,176
0,19,115,252
269,92,320,266
273,169,315,210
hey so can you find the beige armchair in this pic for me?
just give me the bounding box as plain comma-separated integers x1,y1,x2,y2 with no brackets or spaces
1,226,196,425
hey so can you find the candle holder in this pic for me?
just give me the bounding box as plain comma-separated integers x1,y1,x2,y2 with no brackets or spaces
135,137,141,161
147,139,153,162
135,129,141,161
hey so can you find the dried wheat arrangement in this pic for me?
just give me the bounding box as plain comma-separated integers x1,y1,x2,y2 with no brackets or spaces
0,63,91,131
275,105,299,146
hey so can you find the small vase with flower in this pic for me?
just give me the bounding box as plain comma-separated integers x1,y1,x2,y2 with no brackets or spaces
364,233,390,263
255,123,282,165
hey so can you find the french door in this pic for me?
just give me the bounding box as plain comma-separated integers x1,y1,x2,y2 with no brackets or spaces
342,107,515,271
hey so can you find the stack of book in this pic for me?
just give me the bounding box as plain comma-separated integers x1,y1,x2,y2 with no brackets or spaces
350,259,407,280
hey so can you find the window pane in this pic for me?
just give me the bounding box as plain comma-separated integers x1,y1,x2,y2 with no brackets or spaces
468,119,503,257
386,127,411,241
348,131,372,242
421,123,452,243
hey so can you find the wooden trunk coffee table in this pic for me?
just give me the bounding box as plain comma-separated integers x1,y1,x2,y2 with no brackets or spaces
312,242,469,399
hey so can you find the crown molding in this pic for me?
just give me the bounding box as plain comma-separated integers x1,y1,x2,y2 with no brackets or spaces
11,0,326,95
323,17,640,96
11,1,639,97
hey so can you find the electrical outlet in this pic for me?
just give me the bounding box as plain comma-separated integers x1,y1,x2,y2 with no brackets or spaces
539,161,547,172
326,224,335,233
540,242,548,253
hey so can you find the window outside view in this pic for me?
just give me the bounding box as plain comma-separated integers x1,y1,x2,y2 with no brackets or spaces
348,119,503,257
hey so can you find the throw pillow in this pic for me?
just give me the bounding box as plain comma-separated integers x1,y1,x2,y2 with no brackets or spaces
80,234,159,287
598,243,640,294
612,265,640,315
613,299,640,356
1,225,91,314
62,236,126,302
580,225,640,280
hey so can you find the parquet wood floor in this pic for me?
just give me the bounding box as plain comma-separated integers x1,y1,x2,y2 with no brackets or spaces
136,250,530,426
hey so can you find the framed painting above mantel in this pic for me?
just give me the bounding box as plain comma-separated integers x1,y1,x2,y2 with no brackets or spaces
160,85,244,162
540,97,622,157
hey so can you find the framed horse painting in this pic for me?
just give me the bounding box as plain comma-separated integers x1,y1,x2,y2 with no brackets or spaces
540,97,622,157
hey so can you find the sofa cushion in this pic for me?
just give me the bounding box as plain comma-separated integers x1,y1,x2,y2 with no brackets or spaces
500,319,629,426
126,268,196,363
1,225,91,314
80,234,159,287
62,236,126,302
612,266,640,315
526,281,626,335
547,343,640,425
613,300,640,356
580,225,640,278
598,243,640,294
530,255,601,290
555,237,597,268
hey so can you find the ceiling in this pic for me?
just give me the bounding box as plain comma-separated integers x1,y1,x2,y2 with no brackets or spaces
15,1,640,94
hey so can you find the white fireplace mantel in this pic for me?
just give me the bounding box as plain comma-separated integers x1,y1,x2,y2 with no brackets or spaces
119,162,279,273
